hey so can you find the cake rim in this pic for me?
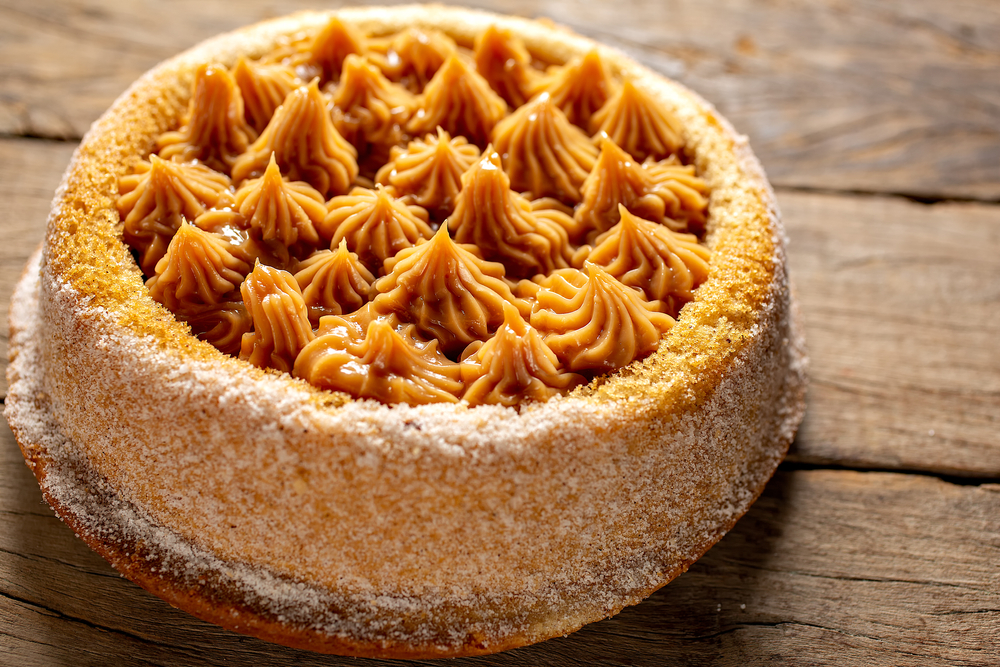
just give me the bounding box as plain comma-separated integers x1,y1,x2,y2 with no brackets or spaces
5,4,807,658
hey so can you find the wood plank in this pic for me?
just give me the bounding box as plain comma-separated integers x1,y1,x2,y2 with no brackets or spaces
782,191,1000,477
0,138,74,396
2,423,997,666
1,0,998,199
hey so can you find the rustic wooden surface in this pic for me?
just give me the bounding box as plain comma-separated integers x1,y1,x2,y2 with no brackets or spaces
1,0,998,665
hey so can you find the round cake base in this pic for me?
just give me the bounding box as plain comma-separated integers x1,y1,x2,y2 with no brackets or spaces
6,7,807,658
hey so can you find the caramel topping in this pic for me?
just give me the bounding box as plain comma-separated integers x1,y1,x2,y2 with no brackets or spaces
583,205,711,314
191,216,292,270
530,263,674,372
232,57,301,133
575,136,708,237
294,318,463,404
407,53,508,145
491,92,598,203
122,23,716,407
375,128,480,218
531,49,618,128
460,301,585,406
180,301,252,356
146,223,250,311
372,224,530,353
229,153,325,248
447,148,571,279
473,25,540,108
368,27,457,92
320,185,432,273
157,64,255,172
331,54,417,148
643,155,710,235
239,261,315,373
590,79,684,162
308,17,368,83
117,156,233,275
231,80,358,196
293,240,375,324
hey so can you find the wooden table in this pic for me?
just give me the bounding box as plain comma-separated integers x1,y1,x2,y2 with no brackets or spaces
2,1,998,664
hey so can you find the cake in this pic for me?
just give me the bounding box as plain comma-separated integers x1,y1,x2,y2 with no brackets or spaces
4,5,807,658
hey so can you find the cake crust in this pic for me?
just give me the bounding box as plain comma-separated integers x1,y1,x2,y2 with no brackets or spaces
5,5,807,658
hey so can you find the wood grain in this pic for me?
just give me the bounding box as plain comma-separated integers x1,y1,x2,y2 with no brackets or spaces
1,0,998,200
3,423,997,667
783,191,1000,477
0,138,74,396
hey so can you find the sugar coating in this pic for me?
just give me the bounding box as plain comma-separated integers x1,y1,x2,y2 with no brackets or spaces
5,6,808,659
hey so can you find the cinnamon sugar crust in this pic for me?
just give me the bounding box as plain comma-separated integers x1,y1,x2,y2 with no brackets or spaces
5,5,807,659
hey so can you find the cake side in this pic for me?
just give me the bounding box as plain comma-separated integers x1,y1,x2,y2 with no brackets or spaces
6,5,806,658
9,248,804,657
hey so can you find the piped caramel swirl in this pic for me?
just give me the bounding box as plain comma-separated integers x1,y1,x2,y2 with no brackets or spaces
407,53,507,145
320,185,432,273
232,80,358,196
120,18,715,407
157,64,255,172
146,223,249,312
294,316,463,404
530,263,675,372
294,240,375,324
117,156,233,275
448,148,571,278
461,301,585,406
371,224,530,354
492,92,598,203
375,128,481,217
239,261,315,373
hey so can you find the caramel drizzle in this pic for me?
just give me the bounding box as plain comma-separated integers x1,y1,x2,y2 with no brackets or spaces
371,223,530,354
157,64,256,172
231,80,358,197
575,136,708,238
368,27,457,92
320,185,433,273
239,261,316,373
117,156,233,275
331,54,417,148
294,240,375,324
447,148,571,279
590,79,684,163
530,263,675,372
473,25,540,108
232,57,301,134
181,301,252,356
461,301,585,406
407,53,508,145
294,317,463,404
583,205,711,315
531,49,619,128
374,128,479,219
491,92,598,203
146,223,250,312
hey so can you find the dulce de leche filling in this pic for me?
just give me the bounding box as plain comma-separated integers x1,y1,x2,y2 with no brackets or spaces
117,19,713,407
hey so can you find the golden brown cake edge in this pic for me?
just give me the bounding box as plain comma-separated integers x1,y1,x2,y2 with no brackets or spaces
5,5,807,658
